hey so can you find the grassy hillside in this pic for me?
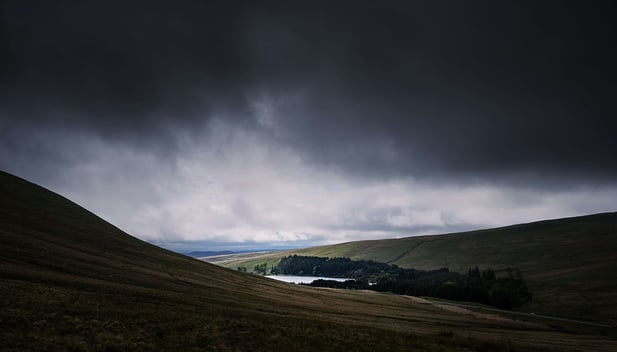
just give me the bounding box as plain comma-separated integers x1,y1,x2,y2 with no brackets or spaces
213,213,617,324
2,170,616,351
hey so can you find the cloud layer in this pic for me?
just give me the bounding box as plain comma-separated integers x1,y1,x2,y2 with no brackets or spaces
1,1,616,250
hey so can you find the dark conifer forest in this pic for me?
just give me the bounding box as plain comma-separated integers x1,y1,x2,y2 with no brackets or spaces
275,255,531,309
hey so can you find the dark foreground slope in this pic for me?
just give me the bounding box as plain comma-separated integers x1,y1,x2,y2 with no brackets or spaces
214,214,617,325
1,171,616,352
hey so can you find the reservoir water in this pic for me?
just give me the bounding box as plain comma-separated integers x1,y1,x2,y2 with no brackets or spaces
266,275,352,284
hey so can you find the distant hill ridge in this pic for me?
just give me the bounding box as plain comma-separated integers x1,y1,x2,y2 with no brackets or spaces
185,250,234,257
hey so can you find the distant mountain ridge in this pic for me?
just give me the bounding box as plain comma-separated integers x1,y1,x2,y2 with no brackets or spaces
183,249,285,258
184,250,234,257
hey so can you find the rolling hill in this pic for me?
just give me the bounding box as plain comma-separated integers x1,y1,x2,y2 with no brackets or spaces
1,170,616,351
212,213,617,325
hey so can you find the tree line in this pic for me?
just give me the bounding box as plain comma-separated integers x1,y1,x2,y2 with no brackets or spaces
273,255,531,310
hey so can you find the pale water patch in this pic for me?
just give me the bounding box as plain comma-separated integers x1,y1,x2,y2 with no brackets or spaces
266,275,352,284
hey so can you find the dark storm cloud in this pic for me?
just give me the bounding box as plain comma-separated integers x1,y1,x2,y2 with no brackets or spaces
2,1,616,184
256,1,617,183
1,1,253,138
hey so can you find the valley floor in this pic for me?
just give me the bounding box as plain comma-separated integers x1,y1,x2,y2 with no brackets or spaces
2,273,616,352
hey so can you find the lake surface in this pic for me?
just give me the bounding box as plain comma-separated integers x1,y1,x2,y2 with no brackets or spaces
266,275,352,284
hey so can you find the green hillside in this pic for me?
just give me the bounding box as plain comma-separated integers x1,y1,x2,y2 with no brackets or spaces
214,213,617,324
2,170,616,351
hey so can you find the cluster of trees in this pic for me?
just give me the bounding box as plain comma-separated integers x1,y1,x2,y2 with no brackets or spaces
370,268,532,309
252,262,268,275
274,255,451,282
276,256,532,310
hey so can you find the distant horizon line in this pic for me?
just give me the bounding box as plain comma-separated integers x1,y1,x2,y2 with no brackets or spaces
150,210,617,254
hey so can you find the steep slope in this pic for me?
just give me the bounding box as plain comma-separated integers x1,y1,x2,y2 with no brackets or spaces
2,170,616,351
214,213,617,324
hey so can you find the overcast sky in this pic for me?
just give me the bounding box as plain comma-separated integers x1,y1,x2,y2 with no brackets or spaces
1,1,616,251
